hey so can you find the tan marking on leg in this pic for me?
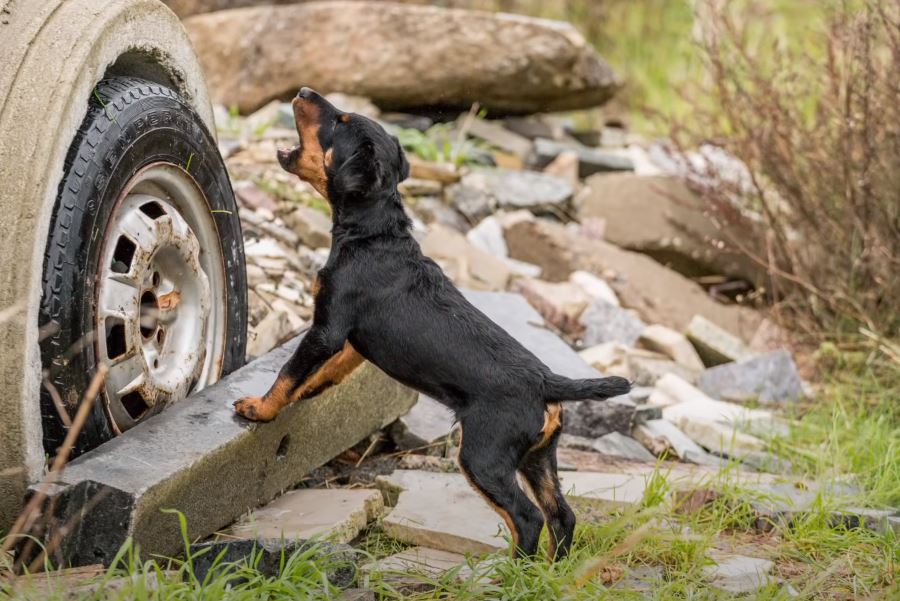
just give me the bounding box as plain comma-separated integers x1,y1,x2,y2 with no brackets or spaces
293,342,364,401
530,403,562,451
234,343,363,422
310,277,322,298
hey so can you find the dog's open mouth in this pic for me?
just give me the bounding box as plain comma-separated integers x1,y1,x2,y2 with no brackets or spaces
277,145,300,171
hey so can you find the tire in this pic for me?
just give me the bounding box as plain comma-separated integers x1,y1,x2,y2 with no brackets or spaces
39,77,247,457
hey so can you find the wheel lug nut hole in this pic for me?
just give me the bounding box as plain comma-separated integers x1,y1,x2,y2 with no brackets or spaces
156,329,165,345
139,290,159,338
153,358,159,369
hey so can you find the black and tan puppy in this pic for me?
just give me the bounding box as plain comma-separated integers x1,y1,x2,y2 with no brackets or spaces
234,88,631,560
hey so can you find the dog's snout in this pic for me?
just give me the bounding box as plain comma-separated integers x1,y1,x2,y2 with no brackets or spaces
297,87,314,99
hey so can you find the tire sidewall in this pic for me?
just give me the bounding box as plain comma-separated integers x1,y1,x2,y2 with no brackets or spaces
41,78,246,454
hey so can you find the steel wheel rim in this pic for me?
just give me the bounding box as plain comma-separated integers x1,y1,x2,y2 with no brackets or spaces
95,163,227,433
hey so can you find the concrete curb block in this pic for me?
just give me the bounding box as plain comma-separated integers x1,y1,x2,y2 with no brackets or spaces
33,337,415,566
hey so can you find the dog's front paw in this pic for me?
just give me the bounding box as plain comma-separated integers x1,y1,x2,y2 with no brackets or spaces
233,396,278,422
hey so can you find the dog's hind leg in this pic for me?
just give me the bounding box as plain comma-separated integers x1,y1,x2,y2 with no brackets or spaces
520,431,576,561
457,416,544,558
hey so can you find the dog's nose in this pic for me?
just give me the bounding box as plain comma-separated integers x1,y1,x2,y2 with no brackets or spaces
297,87,314,99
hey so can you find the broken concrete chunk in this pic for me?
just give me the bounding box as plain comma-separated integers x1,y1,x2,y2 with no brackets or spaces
284,205,332,249
465,216,507,258
511,278,590,334
697,350,805,404
686,315,756,366
247,309,294,359
654,374,775,429
578,342,631,379
382,487,509,554
421,225,511,291
591,432,656,462
569,270,620,307
627,350,699,387
580,300,646,347
190,539,357,588
391,395,456,450
637,324,705,372
675,417,766,456
632,419,705,461
228,488,383,544
703,552,774,595
448,168,573,219
533,138,634,177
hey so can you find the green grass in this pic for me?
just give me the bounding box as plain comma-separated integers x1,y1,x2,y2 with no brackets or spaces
6,367,897,599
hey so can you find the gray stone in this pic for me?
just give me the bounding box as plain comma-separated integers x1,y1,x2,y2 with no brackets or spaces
591,432,656,462
35,336,415,567
703,552,774,594
698,350,805,404
581,300,646,347
532,138,634,177
234,180,279,212
686,315,756,367
228,488,383,543
391,395,456,450
189,538,356,587
465,118,533,158
447,169,573,219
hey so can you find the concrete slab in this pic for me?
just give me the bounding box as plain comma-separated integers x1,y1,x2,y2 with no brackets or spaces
558,472,647,506
228,488,383,543
686,315,755,366
35,337,415,566
381,487,509,554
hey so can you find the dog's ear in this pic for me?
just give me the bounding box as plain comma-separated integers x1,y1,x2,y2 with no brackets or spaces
331,141,382,197
392,135,410,183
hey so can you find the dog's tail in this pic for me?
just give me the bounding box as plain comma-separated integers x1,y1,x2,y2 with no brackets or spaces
543,373,632,403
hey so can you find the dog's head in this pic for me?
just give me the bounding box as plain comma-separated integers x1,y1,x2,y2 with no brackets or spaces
277,87,410,203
